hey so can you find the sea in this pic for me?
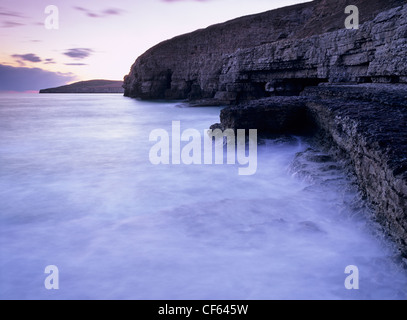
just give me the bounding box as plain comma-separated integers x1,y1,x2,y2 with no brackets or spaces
0,93,406,300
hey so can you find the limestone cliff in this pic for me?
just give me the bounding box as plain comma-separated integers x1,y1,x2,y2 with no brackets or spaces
123,0,407,102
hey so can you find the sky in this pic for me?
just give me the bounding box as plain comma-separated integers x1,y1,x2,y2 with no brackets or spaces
0,0,311,91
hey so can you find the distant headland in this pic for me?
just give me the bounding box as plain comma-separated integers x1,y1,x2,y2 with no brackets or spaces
39,80,124,94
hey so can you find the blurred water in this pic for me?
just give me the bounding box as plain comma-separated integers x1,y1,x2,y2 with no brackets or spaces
0,93,406,300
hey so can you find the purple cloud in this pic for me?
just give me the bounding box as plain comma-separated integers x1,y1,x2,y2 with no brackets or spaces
12,53,42,63
15,60,25,67
0,8,25,18
44,58,56,65
1,21,24,28
64,63,88,66
63,48,93,60
102,8,123,16
0,7,26,28
73,6,124,18
0,64,76,92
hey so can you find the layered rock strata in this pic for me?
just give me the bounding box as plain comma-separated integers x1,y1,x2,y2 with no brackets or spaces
123,0,407,103
123,0,407,257
215,84,407,258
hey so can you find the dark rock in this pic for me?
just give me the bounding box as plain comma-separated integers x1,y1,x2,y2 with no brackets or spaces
302,84,407,108
122,0,407,257
219,97,314,135
209,123,223,131
304,92,407,257
123,0,407,102
216,85,407,257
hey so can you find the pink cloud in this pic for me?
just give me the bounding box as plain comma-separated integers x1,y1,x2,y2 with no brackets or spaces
1,21,24,28
160,0,211,2
73,6,125,18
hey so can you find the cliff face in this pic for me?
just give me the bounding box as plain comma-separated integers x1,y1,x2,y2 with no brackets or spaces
214,84,407,258
123,0,407,102
123,0,407,258
304,88,407,257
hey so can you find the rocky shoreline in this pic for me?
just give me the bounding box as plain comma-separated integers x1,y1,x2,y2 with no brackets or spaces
40,80,124,94
212,83,407,258
123,0,407,257
123,1,407,101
